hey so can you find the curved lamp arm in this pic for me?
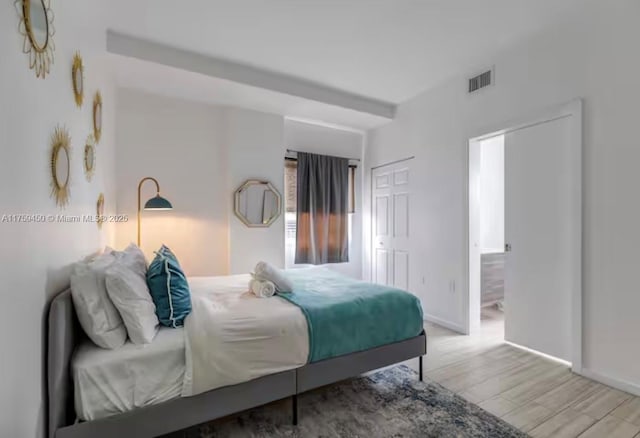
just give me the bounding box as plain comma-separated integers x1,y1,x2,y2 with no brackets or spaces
137,177,162,246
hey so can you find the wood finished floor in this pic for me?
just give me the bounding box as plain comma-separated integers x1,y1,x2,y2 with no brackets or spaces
401,308,640,438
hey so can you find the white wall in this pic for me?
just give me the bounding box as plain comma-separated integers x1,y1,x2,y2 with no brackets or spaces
226,108,286,274
284,119,364,279
115,94,285,276
115,90,229,276
114,93,287,276
0,3,116,437
114,97,363,277
479,135,504,253
366,0,640,391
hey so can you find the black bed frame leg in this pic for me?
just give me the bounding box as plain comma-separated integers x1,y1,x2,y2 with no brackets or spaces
292,394,298,426
419,356,423,381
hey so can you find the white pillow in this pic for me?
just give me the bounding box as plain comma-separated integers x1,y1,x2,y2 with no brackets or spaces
106,259,159,344
70,253,127,349
112,243,148,278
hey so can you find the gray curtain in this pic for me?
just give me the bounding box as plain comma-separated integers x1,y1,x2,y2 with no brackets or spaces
295,152,349,264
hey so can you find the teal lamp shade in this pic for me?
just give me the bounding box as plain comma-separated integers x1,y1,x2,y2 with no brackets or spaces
144,195,173,210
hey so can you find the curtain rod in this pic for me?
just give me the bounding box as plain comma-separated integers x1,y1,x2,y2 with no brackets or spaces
285,156,357,169
286,149,361,162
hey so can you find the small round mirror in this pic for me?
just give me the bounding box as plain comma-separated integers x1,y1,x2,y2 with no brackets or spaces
96,193,105,229
49,126,71,207
95,105,102,130
93,92,103,143
27,0,49,50
54,147,69,188
86,147,94,168
72,53,84,107
75,69,83,93
84,136,95,181
17,0,55,78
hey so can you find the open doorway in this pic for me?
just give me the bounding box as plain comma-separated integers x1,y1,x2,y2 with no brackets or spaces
466,100,582,370
468,134,505,339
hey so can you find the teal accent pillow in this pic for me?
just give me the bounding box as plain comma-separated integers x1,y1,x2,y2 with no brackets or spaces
146,245,191,327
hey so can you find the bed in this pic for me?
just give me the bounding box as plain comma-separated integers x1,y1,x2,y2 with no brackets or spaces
73,327,185,421
48,270,427,438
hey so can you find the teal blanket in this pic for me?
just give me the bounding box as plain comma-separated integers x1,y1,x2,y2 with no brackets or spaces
279,269,424,363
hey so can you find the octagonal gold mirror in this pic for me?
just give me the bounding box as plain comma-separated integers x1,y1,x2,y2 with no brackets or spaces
234,180,281,227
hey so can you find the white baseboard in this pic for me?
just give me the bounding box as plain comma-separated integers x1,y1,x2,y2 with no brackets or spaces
504,341,572,367
423,312,466,334
580,368,640,397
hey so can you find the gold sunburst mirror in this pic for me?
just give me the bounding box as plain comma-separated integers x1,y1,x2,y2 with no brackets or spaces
50,126,71,208
15,0,55,79
84,135,95,181
96,193,105,229
72,53,84,107
93,91,103,143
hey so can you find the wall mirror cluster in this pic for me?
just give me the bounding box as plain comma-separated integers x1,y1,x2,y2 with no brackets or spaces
16,0,55,79
15,2,106,222
234,180,282,227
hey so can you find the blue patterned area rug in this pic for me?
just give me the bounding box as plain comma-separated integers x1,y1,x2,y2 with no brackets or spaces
183,365,527,438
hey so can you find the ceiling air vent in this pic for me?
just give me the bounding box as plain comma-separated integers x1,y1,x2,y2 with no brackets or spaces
468,69,493,93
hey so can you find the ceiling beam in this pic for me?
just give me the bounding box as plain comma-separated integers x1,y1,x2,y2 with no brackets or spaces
106,31,396,119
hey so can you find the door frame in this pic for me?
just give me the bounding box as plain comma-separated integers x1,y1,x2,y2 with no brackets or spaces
464,99,583,372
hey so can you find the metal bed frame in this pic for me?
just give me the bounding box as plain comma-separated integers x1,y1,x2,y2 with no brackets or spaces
48,289,427,438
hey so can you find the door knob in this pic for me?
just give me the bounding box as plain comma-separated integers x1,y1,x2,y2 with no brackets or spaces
505,243,512,252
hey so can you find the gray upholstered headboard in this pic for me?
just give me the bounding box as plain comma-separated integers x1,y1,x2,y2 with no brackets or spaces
47,289,83,438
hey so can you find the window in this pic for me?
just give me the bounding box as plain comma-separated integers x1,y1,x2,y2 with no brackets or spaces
284,159,355,268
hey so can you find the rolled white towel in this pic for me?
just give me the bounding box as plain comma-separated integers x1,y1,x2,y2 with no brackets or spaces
253,261,294,293
249,278,276,298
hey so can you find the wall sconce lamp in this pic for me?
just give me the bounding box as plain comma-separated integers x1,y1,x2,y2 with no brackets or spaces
137,177,173,246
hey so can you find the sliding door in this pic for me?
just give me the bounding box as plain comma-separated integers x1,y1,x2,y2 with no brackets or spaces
504,116,573,361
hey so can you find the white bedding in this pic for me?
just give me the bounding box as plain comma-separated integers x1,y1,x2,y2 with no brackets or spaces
72,274,309,420
73,326,185,421
183,275,309,396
